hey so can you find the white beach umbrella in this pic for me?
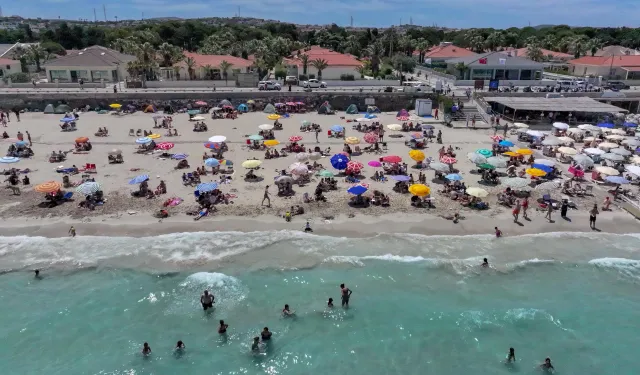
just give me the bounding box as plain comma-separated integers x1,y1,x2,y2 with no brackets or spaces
567,128,584,135
584,147,605,155
602,153,625,162
513,122,529,129
527,130,544,138
553,122,569,130
598,142,619,150
295,153,310,161
605,134,625,141
533,158,555,166
558,147,578,155
430,162,450,172
535,181,561,191
108,148,122,156
572,154,594,169
208,135,226,143
625,165,640,176
387,124,402,131
467,152,487,164
578,124,601,132
356,118,372,122
288,162,309,175
258,124,274,130
309,152,322,160
608,129,627,135
501,177,530,189
622,138,640,147
466,187,489,198
631,155,640,165
557,136,574,144
487,156,508,168
595,166,620,175
542,136,563,146
611,148,632,156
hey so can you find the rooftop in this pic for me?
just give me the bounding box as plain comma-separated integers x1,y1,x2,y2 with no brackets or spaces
44,46,135,68
447,51,544,68
424,44,476,59
501,48,572,60
284,46,362,67
569,55,640,67
594,45,640,57
485,96,627,113
180,52,253,68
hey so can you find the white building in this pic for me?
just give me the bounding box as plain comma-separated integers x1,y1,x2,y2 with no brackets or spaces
43,45,135,83
283,46,363,80
0,58,22,78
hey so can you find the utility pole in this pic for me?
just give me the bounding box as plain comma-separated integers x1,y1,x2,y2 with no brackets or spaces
103,5,107,22
238,6,240,17
0,6,3,18
350,15,353,27
93,8,97,22
410,17,412,25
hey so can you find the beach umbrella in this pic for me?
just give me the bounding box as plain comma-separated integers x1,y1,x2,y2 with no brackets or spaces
602,153,625,162
196,182,219,192
513,122,529,128
242,160,262,169
499,140,514,147
609,129,627,135
531,164,553,173
584,147,605,155
625,165,640,176
187,110,199,115
194,101,207,106
526,168,547,177
0,156,20,163
191,116,205,121
606,134,626,141
567,128,584,135
611,148,632,156
171,153,188,160
552,122,569,130
598,142,619,150
467,152,486,164
129,175,149,184
289,135,303,143
136,137,152,144
330,154,349,170
107,149,122,156
258,124,274,131
557,136,574,144
330,125,344,132
490,135,504,142
211,107,222,111
75,137,89,143
578,124,601,132
60,117,76,123
156,142,174,151
409,184,431,197
476,148,492,157
347,184,368,195
440,156,457,164
533,159,555,166
516,148,533,155
477,163,495,170
387,124,402,131
317,170,334,177
445,173,463,181
345,137,360,145
605,175,629,185
391,175,411,182
263,139,280,147
34,181,62,193
382,155,402,163
204,142,222,150
487,156,508,168
397,116,409,121
309,152,322,161
76,181,101,195
420,124,435,130
248,134,264,141
535,181,561,191
595,166,620,175
466,187,488,198
623,122,638,128
597,122,615,129
558,147,577,155
411,132,424,140
267,114,281,120
274,175,293,185
346,160,364,171
583,137,600,142
204,158,220,167
301,120,311,127
14,140,29,148
288,162,309,175
356,117,372,122
219,159,233,166
542,137,563,146
430,162,450,172
208,135,226,143
571,154,594,169
363,133,379,144
109,103,121,109
501,177,530,189
527,130,544,138
503,151,519,157
295,153,310,161
368,160,382,168
623,139,640,147
409,150,425,162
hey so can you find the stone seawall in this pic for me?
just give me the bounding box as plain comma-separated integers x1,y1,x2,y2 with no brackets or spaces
0,91,436,112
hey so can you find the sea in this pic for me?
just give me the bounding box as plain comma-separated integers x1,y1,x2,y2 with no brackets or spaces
1,230,639,375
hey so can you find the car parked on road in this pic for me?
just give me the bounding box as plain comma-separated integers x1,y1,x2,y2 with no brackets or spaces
302,79,327,88
603,81,630,90
258,81,281,91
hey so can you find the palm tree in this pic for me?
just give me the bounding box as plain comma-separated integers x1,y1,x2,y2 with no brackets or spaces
185,57,197,80
202,64,215,80
525,37,544,62
454,62,469,79
172,65,182,81
219,60,233,83
158,42,183,68
310,58,329,81
300,54,309,75
366,42,384,77
414,38,428,64
28,45,45,71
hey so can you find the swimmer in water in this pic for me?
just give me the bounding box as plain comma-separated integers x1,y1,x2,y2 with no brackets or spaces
327,298,334,308
261,327,272,341
482,258,489,267
304,221,313,232
200,290,214,311
68,226,76,237
506,347,515,363
141,342,151,355
282,304,295,316
175,340,185,350
540,358,554,372
34,269,42,279
495,227,502,238
340,283,352,307
251,337,260,352
218,320,228,334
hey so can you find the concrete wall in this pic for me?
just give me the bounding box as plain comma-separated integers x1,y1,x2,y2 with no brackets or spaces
0,61,21,77
4,82,105,89
145,80,237,88
455,79,556,87
286,65,361,80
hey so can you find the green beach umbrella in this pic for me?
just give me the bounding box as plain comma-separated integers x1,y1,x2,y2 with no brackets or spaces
476,148,492,157
187,109,200,115
248,134,264,141
477,163,495,170
317,170,334,177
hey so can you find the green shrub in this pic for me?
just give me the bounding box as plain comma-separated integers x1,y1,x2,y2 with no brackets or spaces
340,74,355,81
274,69,287,80
2,72,29,84
298,74,308,81
308,74,316,79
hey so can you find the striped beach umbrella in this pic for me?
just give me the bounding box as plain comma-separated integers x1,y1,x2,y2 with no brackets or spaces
363,132,378,144
171,153,188,160
156,142,175,151
289,135,303,143
0,156,20,163
136,137,152,144
34,181,62,193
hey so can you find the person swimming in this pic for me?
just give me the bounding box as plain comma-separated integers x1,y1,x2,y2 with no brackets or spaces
200,290,214,311
141,342,151,355
261,327,272,341
251,337,260,352
540,357,554,372
304,221,313,232
282,304,295,317
175,340,185,350
218,320,228,334
34,269,42,279
340,283,352,307
494,227,502,238
327,298,334,308
506,347,515,363
482,258,489,267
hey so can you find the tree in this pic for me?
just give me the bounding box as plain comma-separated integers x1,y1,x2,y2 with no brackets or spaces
525,37,544,62
300,54,309,75
454,62,469,79
185,57,197,80
485,32,505,51
310,58,329,80
202,64,215,80
40,41,66,56
158,42,183,68
219,60,233,83
366,41,384,77
27,45,46,71
355,65,366,79
391,53,416,73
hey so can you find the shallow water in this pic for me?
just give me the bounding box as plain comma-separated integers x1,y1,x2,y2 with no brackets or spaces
1,232,640,374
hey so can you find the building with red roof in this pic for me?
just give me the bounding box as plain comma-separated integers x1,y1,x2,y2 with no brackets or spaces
417,43,477,65
500,48,572,62
283,46,363,80
0,58,21,79
171,51,254,80
568,55,640,79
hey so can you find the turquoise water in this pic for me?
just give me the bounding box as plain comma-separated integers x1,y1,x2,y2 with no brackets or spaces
0,232,640,374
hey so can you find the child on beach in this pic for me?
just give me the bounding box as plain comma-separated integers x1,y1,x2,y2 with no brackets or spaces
494,227,502,238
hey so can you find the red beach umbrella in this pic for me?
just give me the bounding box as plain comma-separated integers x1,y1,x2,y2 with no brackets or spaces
156,142,175,150
382,155,402,163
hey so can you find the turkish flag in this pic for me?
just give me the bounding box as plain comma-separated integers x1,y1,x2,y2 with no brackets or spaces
479,58,488,64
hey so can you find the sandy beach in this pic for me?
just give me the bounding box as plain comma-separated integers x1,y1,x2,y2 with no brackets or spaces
0,109,636,237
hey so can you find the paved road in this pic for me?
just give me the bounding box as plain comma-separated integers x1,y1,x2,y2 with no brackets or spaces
0,85,402,94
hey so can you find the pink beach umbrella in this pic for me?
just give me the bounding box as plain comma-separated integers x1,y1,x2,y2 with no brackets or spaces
382,155,402,163
490,135,504,142
440,156,457,164
289,135,303,143
156,142,175,150
368,160,382,168
568,165,585,178
347,160,364,170
397,116,409,121
363,132,379,144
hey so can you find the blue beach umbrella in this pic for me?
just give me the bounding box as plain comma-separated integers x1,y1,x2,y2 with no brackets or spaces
420,124,434,130
330,154,349,170
476,148,492,157
365,113,377,119
390,175,411,182
14,140,29,147
531,164,553,173
0,156,20,163
196,182,219,192
605,176,629,184
597,122,615,129
187,109,200,115
204,158,220,167
60,117,76,123
248,134,264,141
129,174,149,184
445,173,463,181
136,137,152,144
499,140,514,147
347,184,368,195
171,153,188,160
623,122,638,128
330,125,344,132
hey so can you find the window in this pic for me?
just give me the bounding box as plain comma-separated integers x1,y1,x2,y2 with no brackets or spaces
520,70,533,80
49,70,68,81
91,70,110,81
471,69,493,79
5,65,10,70
72,70,89,80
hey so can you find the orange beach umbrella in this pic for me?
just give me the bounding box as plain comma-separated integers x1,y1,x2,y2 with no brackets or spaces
34,181,62,193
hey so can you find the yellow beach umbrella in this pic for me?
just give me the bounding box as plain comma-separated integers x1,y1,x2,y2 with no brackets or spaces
503,151,518,157
242,159,262,169
147,133,161,139
109,103,121,109
408,184,430,197
526,168,547,177
345,137,360,145
267,114,281,120
595,166,619,175
409,150,425,162
515,148,533,155
466,187,489,198
263,139,280,147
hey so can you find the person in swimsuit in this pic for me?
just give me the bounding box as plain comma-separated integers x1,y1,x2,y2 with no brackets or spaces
482,258,489,267
540,357,554,372
34,269,41,279
261,327,272,341
282,304,295,316
327,298,334,308
512,200,521,222
304,221,313,232
175,340,185,350
68,226,76,237
506,347,515,363
521,198,529,219
142,342,151,355
251,336,260,352
200,290,214,310
218,320,228,334
495,227,502,238
589,204,599,229
340,283,352,307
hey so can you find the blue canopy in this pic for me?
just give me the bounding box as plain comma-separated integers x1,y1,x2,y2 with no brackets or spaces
196,182,219,192
129,174,149,184
204,158,220,167
623,122,638,128
531,164,553,173
330,154,348,170
597,123,615,129
347,184,368,195
605,176,629,185
445,173,463,181
498,140,514,147
330,125,344,132
60,117,76,123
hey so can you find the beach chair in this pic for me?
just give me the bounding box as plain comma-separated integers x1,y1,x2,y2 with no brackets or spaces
83,163,96,173
585,185,593,195
63,192,73,201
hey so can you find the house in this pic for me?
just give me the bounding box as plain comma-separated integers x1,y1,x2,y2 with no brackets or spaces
594,45,640,57
0,58,22,78
500,48,573,62
568,55,640,79
169,51,253,80
283,46,362,80
43,45,135,83
0,42,39,59
419,43,477,66
446,52,545,81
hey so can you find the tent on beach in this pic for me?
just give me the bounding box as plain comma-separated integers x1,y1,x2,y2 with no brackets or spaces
143,105,157,113
43,104,54,114
367,105,380,113
346,104,358,114
263,103,276,113
54,104,71,114
219,99,232,107
237,103,248,112
317,101,333,114
396,108,409,118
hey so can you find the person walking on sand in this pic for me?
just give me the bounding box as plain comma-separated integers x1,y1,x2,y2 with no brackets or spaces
589,204,599,229
544,203,553,222
68,226,76,237
512,200,521,222
26,131,31,146
494,226,502,238
315,128,320,143
521,198,529,219
262,185,271,207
